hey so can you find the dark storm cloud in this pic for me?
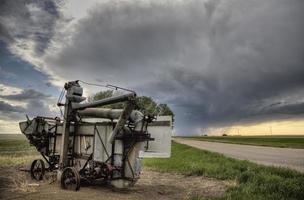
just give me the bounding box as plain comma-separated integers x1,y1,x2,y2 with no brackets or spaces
25,98,55,117
0,0,61,54
43,0,304,133
0,86,57,121
0,100,26,121
46,0,211,80
0,22,14,43
262,102,304,116
0,101,25,113
8,0,304,134
0,89,51,100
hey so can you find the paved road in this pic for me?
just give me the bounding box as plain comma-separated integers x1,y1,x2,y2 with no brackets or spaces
174,138,304,173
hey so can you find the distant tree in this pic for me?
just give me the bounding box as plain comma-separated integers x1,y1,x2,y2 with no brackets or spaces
157,103,175,120
89,90,114,100
88,90,125,109
89,90,174,121
135,96,158,116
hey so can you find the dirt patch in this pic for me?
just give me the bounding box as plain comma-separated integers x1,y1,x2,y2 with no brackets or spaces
0,167,233,200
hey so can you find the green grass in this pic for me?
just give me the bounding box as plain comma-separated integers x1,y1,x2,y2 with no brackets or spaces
180,136,304,149
144,142,304,200
0,134,40,166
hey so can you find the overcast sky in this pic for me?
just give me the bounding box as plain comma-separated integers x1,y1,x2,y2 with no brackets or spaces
0,0,304,135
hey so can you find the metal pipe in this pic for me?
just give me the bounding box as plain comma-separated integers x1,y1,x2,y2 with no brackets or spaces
78,108,123,119
72,93,136,110
78,108,144,125
108,102,134,143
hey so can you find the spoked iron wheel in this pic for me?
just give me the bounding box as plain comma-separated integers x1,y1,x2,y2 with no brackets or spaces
30,159,45,180
61,167,80,191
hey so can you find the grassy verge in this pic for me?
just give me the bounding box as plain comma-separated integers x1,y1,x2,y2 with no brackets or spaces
180,136,304,149
143,142,304,200
0,135,40,167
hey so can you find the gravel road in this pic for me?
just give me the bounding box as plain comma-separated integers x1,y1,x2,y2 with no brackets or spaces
174,138,304,173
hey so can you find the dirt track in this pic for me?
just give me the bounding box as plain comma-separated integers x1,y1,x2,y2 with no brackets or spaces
174,138,304,172
0,167,233,200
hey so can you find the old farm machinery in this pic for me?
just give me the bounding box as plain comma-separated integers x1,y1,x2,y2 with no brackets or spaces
19,80,172,190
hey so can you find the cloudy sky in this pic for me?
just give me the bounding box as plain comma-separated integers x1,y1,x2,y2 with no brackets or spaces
0,0,304,135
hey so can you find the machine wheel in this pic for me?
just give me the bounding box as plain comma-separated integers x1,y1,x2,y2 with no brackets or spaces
61,167,80,191
30,159,45,180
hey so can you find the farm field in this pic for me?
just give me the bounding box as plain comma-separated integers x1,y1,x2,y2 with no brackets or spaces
180,135,304,149
0,134,40,166
0,134,229,200
0,134,303,200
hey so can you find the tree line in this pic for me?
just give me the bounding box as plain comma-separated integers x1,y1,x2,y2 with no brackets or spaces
88,90,174,121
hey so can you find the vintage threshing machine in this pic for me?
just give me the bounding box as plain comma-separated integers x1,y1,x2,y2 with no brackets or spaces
19,80,172,190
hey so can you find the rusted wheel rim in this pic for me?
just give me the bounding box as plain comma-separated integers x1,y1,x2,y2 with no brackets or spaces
61,167,80,191
30,159,45,180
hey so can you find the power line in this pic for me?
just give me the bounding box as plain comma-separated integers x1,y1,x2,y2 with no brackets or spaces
78,80,135,93
77,80,107,88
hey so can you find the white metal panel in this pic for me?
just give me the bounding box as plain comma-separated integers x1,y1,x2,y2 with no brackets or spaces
139,115,172,158
93,125,112,162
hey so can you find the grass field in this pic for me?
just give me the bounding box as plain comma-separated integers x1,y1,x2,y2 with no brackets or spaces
1,134,303,199
0,134,40,166
180,135,304,149
144,142,304,200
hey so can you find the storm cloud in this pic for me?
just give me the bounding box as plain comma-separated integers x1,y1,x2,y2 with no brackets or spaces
0,101,25,113
0,86,56,121
0,0,61,54
43,0,304,133
1,0,304,134
0,89,51,101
